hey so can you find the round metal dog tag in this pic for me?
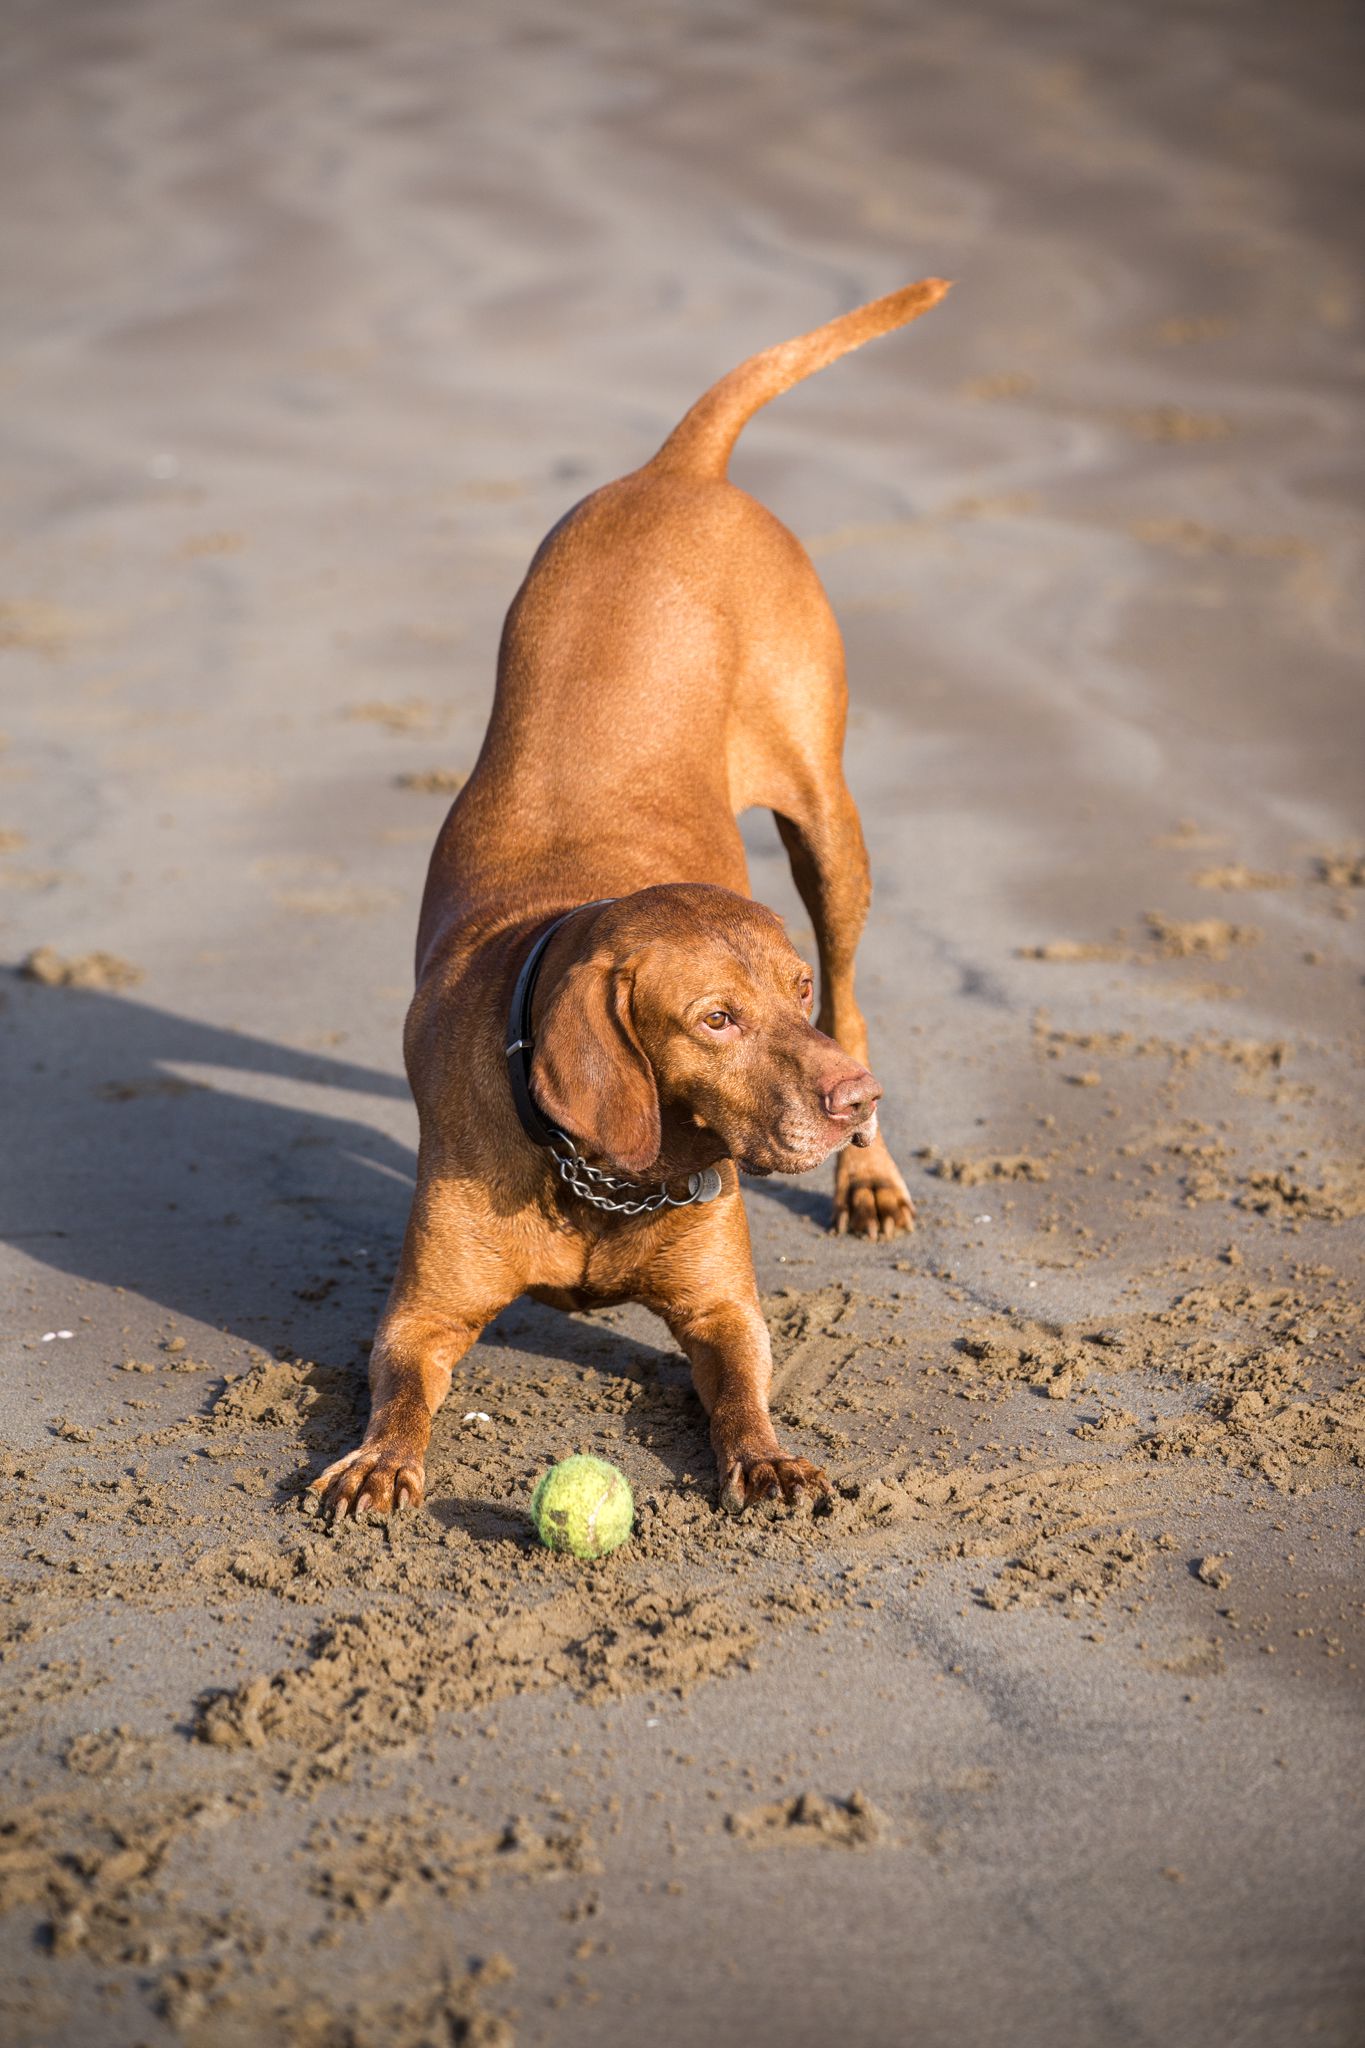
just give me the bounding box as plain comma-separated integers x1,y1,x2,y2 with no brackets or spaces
687,1166,724,1204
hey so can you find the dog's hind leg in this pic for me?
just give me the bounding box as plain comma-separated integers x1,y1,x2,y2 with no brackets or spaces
718,501,915,1238
775,787,915,1239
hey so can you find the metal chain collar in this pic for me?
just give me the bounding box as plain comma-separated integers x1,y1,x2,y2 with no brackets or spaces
503,904,724,1220
547,1132,723,1217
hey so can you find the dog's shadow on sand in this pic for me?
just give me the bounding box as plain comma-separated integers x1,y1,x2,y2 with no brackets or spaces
415,1300,708,1545
743,1176,831,1229
2,974,623,1382
1,973,721,1444
481,1299,713,1478
2,973,415,1343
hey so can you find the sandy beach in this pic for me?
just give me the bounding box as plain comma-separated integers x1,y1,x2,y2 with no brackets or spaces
1,2,1363,2042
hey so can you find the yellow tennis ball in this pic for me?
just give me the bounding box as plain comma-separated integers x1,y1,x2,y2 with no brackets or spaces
531,1454,634,1560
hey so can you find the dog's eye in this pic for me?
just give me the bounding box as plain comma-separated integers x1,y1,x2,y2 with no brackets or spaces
799,977,814,1008
702,1010,732,1032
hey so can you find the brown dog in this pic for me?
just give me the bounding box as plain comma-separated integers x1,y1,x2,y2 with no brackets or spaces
312,278,949,1520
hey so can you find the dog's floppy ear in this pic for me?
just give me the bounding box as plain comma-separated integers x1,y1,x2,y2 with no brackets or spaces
530,962,661,1177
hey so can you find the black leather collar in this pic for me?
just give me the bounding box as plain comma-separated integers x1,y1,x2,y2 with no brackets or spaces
503,899,725,1216
504,900,616,1148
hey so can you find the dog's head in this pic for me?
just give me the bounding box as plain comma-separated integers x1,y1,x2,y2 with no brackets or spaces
528,885,881,1179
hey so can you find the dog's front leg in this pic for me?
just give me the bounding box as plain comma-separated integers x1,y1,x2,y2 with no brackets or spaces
665,1296,828,1516
310,1166,521,1517
310,1304,483,1517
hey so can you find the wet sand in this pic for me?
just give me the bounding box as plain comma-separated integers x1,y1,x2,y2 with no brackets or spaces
1,2,1363,2043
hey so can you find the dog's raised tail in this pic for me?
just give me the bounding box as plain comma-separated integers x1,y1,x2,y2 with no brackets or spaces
651,277,951,482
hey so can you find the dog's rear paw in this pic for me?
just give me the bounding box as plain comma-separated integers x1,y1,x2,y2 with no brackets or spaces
835,1143,915,1239
309,1438,425,1518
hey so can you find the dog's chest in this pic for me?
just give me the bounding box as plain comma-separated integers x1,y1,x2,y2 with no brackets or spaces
522,1201,685,1313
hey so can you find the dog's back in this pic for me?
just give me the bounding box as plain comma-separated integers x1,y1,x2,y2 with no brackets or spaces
421,281,950,950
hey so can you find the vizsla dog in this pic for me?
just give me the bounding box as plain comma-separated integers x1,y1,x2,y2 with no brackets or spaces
313,278,950,1520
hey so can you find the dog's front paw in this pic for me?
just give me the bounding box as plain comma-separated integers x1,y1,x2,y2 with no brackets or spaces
719,1452,829,1516
309,1434,425,1518
834,1138,915,1239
